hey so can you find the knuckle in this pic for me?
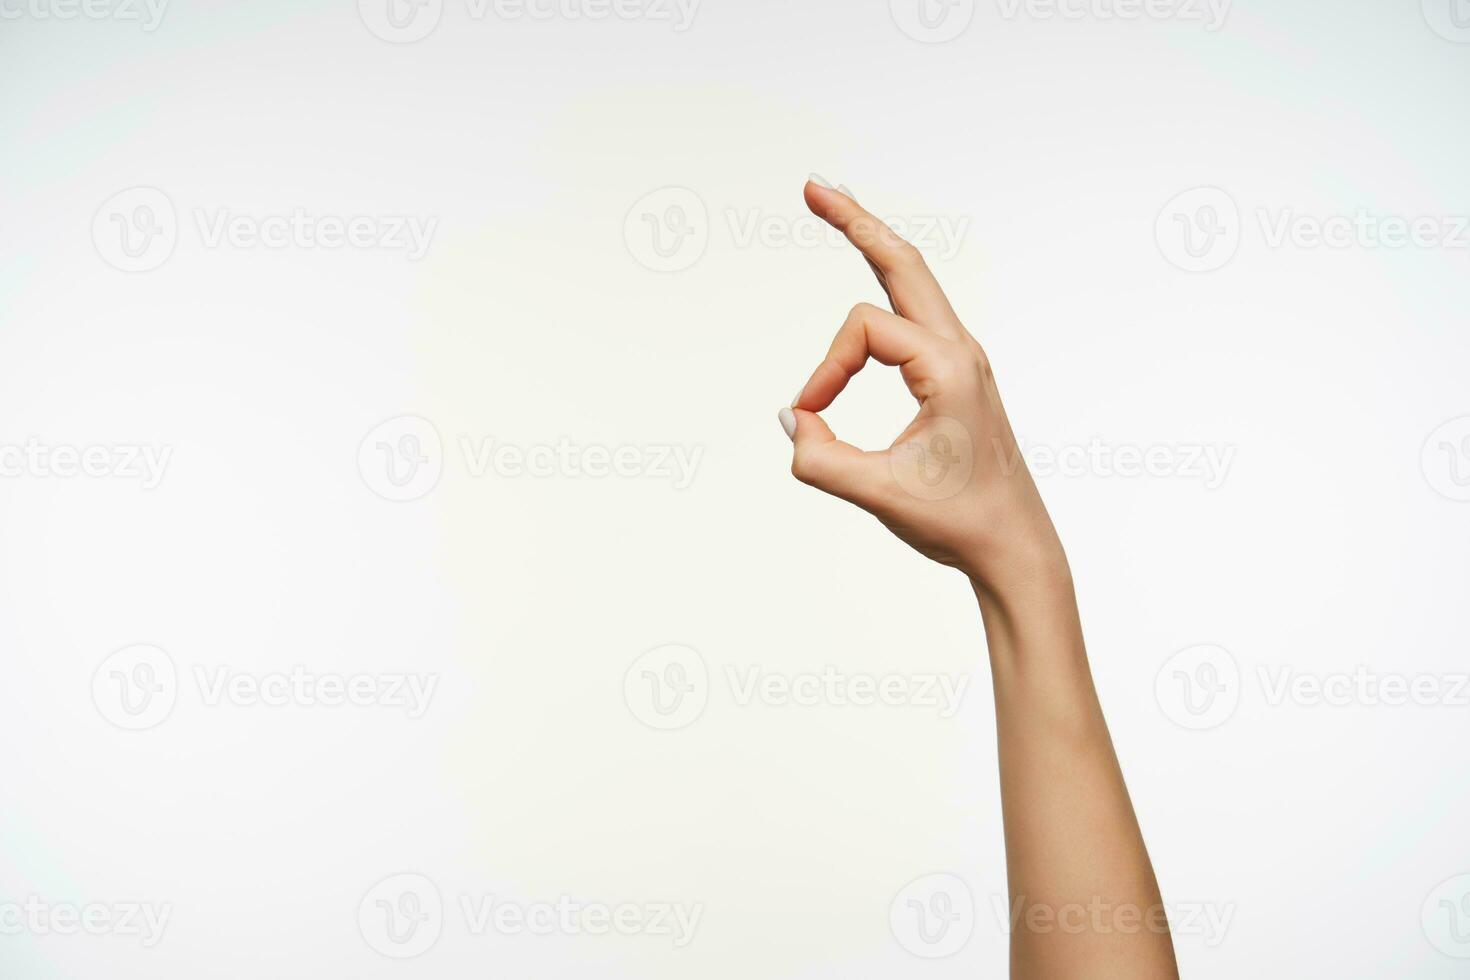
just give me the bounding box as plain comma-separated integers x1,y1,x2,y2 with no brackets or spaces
893,240,925,267
790,450,818,486
973,345,994,379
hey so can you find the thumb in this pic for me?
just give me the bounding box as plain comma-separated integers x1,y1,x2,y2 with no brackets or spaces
779,407,890,509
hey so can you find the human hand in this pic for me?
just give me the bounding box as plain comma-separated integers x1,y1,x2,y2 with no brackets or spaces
781,179,1068,596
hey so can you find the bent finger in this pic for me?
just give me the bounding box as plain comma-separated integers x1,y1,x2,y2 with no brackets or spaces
794,303,945,413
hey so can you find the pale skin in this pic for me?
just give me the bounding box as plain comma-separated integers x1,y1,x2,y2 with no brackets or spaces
783,180,1180,979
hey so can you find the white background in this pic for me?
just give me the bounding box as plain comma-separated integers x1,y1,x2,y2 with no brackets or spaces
2,0,1469,976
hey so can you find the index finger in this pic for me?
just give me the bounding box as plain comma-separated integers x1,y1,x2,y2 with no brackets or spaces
804,179,964,336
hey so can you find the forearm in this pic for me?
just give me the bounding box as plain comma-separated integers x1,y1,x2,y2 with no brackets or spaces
975,551,1179,979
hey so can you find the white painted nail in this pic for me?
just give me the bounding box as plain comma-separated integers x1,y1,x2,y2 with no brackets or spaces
837,184,856,201
778,406,797,441
791,386,804,408
807,173,834,190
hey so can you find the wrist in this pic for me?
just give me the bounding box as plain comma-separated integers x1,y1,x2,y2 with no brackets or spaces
966,534,1083,668
962,510,1071,603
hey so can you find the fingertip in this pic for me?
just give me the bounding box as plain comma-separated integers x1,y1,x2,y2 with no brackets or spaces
802,179,830,213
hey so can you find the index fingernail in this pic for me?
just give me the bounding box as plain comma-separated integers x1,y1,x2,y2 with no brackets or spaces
808,173,834,190
778,407,797,441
